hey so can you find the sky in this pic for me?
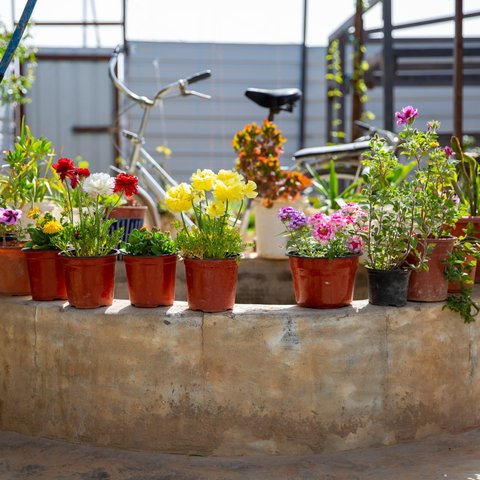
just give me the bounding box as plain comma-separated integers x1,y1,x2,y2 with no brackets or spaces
3,0,480,48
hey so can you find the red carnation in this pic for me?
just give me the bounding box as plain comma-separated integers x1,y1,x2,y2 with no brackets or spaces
114,173,138,197
53,158,76,181
76,167,91,178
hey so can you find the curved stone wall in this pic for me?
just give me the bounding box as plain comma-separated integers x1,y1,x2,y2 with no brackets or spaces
1,293,479,456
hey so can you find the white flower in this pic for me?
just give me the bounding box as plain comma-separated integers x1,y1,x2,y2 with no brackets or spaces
83,173,115,198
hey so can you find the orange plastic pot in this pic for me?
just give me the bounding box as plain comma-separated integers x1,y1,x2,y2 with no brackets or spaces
24,249,67,301
124,254,177,307
0,245,31,295
288,254,359,308
407,237,455,302
184,258,238,313
60,251,118,308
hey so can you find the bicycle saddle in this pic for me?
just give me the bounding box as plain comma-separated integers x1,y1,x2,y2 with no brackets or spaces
245,88,302,112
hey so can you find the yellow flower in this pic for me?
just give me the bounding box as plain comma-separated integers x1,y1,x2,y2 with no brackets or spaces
217,169,244,186
27,206,40,219
165,183,194,212
206,200,226,218
156,145,172,158
191,169,217,191
213,180,244,203
42,220,63,234
243,180,258,199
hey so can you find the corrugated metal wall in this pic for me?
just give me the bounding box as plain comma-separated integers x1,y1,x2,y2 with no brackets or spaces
10,40,479,179
124,41,324,182
24,49,114,173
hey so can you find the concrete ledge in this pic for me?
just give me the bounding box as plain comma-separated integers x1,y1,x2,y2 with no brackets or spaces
1,293,479,456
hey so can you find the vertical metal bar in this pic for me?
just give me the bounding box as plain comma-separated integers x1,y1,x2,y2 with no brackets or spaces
82,0,87,47
299,0,308,149
351,0,364,141
122,0,127,50
454,0,464,140
382,0,394,131
338,35,346,142
0,0,37,83
10,0,16,28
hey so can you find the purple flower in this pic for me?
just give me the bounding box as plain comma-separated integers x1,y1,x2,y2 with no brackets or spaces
0,208,22,226
277,207,307,230
395,106,419,126
443,146,454,157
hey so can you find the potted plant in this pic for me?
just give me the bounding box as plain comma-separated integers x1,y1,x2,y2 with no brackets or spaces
360,134,417,306
278,203,366,308
23,210,67,301
51,158,138,308
393,107,458,302
232,120,311,258
0,122,59,224
444,237,480,323
0,207,30,295
165,168,257,313
121,227,178,307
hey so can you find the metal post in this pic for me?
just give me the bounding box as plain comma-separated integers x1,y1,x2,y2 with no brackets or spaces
454,0,464,140
0,0,37,83
382,0,394,131
351,0,364,141
299,0,308,149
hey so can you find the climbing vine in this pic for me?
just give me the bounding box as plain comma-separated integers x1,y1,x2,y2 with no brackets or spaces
326,39,345,143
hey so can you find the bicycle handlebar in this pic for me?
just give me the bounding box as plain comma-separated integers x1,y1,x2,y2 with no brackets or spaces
109,45,211,106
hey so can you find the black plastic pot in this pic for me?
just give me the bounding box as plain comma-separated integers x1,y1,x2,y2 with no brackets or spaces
367,268,411,307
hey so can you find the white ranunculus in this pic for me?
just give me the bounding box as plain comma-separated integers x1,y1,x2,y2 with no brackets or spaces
83,173,115,198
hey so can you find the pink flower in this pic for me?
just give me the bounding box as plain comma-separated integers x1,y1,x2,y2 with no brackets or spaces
347,235,364,254
443,146,454,157
312,223,336,245
395,106,419,126
308,212,328,226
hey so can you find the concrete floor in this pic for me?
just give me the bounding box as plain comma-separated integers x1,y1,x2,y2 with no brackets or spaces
1,429,480,480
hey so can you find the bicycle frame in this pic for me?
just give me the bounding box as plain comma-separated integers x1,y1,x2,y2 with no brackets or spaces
109,45,211,228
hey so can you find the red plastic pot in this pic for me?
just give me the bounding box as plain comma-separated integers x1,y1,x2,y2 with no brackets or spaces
184,258,238,313
288,254,359,308
60,251,118,308
24,249,67,301
0,245,31,296
407,237,455,302
124,254,178,307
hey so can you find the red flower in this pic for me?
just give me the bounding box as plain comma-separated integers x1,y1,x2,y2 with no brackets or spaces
114,173,138,197
76,168,91,178
53,157,80,188
53,158,76,181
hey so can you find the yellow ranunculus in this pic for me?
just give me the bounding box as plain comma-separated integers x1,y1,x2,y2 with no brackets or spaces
206,200,227,218
191,169,217,191
165,183,194,212
217,169,244,186
42,220,63,234
213,180,244,203
243,180,258,199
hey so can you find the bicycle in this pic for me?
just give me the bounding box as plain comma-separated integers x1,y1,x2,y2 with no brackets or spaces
109,45,212,228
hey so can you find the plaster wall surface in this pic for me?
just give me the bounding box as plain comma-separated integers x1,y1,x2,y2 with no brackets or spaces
0,294,479,456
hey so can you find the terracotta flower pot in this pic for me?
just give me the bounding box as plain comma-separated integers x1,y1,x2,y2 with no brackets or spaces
288,254,359,308
0,245,31,296
24,249,67,301
407,237,455,302
183,258,238,313
109,205,148,242
124,254,178,307
60,251,118,308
